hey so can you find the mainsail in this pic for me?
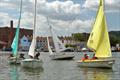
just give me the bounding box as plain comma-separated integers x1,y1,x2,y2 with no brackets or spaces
87,0,111,58
28,35,36,57
11,25,20,56
47,37,54,55
50,26,66,53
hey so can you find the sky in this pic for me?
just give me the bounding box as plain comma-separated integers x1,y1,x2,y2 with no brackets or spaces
0,0,120,36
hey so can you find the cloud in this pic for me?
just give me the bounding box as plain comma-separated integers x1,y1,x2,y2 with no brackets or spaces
1,0,81,20
83,0,120,12
0,0,119,36
0,12,12,26
45,18,93,36
36,0,81,20
0,0,82,35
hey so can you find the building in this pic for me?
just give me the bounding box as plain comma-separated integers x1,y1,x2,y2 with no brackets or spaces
19,35,30,51
36,36,54,52
0,21,85,51
59,36,76,45
0,20,33,50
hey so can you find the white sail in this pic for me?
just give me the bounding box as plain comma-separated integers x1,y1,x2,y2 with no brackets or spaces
50,27,66,53
28,35,36,57
47,37,54,55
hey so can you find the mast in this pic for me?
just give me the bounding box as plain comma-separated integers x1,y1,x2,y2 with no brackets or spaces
33,0,37,38
16,0,22,55
33,0,37,58
12,0,22,63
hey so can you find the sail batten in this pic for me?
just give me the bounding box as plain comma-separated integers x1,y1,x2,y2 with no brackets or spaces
87,0,111,58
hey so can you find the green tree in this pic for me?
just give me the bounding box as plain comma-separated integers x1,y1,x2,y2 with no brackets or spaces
72,33,85,42
110,35,119,46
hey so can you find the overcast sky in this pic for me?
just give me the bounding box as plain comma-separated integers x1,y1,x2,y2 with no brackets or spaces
0,0,120,36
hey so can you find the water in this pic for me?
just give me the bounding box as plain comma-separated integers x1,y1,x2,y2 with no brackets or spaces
0,52,120,80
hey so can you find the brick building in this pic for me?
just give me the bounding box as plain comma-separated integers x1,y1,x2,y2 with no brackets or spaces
0,20,33,50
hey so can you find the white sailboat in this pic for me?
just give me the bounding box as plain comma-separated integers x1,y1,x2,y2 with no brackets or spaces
21,0,42,68
77,0,115,68
9,0,23,64
47,18,74,60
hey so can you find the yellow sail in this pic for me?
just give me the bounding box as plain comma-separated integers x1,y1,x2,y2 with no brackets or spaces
87,0,111,58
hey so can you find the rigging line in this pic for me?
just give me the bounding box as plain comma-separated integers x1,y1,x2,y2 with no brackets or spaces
46,17,53,36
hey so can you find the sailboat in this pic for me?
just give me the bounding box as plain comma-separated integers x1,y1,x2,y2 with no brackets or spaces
9,0,23,64
21,0,42,68
77,0,115,68
47,18,74,60
9,25,21,64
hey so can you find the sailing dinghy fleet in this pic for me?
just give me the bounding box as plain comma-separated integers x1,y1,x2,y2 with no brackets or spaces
8,0,115,69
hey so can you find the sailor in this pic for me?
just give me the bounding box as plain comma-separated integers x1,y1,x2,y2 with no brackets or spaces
19,53,25,59
8,54,16,60
91,53,98,60
34,52,40,60
82,54,89,61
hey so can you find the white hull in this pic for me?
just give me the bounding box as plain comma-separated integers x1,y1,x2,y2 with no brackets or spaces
21,59,43,68
50,53,74,60
77,59,115,68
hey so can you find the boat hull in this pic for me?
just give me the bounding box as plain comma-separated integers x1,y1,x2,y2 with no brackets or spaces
77,59,115,68
9,57,22,64
21,59,43,68
50,53,74,60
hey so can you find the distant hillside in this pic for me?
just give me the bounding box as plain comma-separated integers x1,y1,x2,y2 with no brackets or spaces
109,31,120,37
109,31,120,46
72,31,120,46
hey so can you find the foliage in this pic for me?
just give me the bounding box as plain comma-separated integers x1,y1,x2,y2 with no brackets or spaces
72,33,86,42
65,44,76,48
72,31,120,46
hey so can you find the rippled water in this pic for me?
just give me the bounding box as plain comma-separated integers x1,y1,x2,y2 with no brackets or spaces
0,52,120,80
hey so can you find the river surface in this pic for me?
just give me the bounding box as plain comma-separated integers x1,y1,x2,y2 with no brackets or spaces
0,52,120,80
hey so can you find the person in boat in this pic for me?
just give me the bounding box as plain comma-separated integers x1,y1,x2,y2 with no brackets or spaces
91,53,98,60
81,54,89,61
8,54,14,58
34,52,40,60
19,53,25,59
8,54,16,60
